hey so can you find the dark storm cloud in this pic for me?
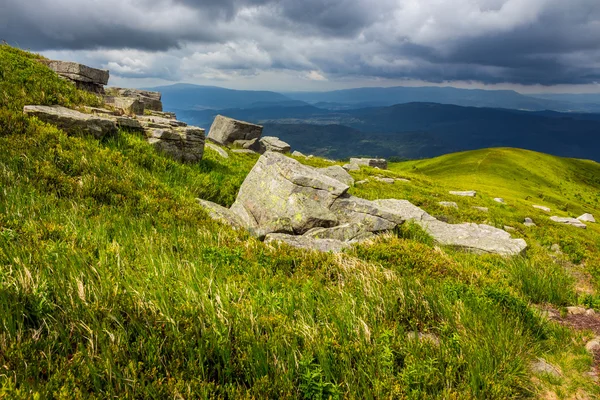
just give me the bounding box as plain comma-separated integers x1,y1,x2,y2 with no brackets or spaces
2,0,600,86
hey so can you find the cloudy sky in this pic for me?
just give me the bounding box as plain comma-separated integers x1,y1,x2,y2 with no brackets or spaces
2,0,600,92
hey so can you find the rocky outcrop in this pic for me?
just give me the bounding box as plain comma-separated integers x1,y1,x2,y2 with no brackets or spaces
23,105,117,139
41,60,109,93
318,165,354,186
103,96,145,116
259,136,291,154
349,158,388,169
550,216,587,229
208,115,263,145
146,126,204,162
107,88,162,112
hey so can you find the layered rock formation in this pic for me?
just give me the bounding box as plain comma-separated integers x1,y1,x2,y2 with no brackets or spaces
41,60,109,94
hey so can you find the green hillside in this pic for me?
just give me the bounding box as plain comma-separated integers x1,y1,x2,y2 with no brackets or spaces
1,44,600,399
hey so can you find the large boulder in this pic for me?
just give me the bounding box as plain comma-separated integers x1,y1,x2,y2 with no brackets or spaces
318,165,354,186
208,115,263,145
107,88,163,111
259,136,291,154
104,96,145,115
146,126,204,163
23,105,117,139
349,158,388,169
230,152,349,236
41,60,109,93
330,195,405,233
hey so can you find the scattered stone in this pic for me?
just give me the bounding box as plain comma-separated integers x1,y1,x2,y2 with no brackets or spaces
407,331,440,346
146,126,204,163
233,138,262,152
566,306,587,315
504,226,516,232
551,244,562,253
375,199,527,256
207,115,263,146
439,201,458,209
259,136,291,154
292,150,305,157
473,207,489,212
578,213,596,223
494,198,505,203
375,176,395,184
550,216,587,229
231,152,348,236
349,158,388,169
531,358,562,377
450,190,476,197
318,165,354,186
231,149,257,154
586,338,600,354
265,233,350,253
343,163,360,171
23,105,117,139
355,179,369,185
524,217,536,227
197,199,242,228
41,59,109,93
206,143,229,159
533,205,551,213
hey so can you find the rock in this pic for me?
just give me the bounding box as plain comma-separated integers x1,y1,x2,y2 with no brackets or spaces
197,199,243,228
439,201,458,209
23,105,117,139
112,116,143,131
318,165,354,186
265,233,350,253
374,199,527,256
578,213,596,223
504,226,516,232
566,306,587,315
206,143,229,159
231,149,257,154
343,163,360,171
233,138,261,151
550,216,587,229
104,96,145,115
231,152,348,236
531,358,562,377
292,150,305,157
41,60,108,93
304,223,374,242
82,106,117,116
450,190,476,197
494,198,505,203
259,136,291,154
586,309,596,316
146,126,204,163
330,196,406,233
138,115,187,129
375,176,395,184
349,158,388,169
144,110,176,119
107,88,163,111
586,338,600,354
533,205,551,213
473,207,489,212
207,115,263,145
355,179,369,185
524,217,536,227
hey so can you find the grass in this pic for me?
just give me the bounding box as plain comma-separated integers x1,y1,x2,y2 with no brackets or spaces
1,44,599,398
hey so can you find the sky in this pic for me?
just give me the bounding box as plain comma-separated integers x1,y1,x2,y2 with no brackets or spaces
1,0,600,93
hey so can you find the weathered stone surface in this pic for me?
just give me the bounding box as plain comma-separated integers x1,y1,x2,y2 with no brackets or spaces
145,110,176,119
107,88,163,111
330,196,405,233
450,190,476,197
206,143,229,159
504,226,516,232
586,338,600,354
197,199,243,228
355,179,369,185
343,163,360,171
292,150,305,157
265,233,350,253
349,158,388,169
550,216,587,229
231,152,349,236
104,96,145,115
232,149,257,154
494,198,505,203
375,177,395,184
578,213,596,223
82,107,117,116
374,199,527,256
138,115,187,129
207,115,263,145
531,358,561,377
318,165,354,186
146,126,204,163
524,217,536,227
259,136,291,154
473,207,489,212
533,205,551,213
439,201,458,209
112,116,143,131
566,306,587,315
23,105,117,139
42,60,108,92
304,223,374,242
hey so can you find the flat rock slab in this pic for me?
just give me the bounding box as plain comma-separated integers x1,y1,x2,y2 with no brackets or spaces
259,136,291,153
450,190,476,197
206,143,229,159
231,152,349,236
107,88,163,112
550,216,587,229
578,213,596,223
331,195,406,233
349,158,388,169
439,201,458,209
343,163,360,171
304,223,374,242
473,207,489,212
494,198,505,203
208,115,263,145
375,177,395,184
231,149,257,154
318,165,354,186
104,96,145,115
24,105,117,139
533,205,551,213
265,233,350,253
42,60,109,85
374,199,527,256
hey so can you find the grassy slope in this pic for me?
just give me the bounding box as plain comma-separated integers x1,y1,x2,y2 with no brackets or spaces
1,45,599,399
